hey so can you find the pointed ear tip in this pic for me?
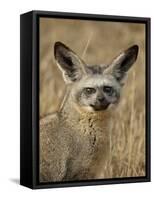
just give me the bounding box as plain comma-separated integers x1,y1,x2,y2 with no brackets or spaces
54,41,70,54
132,44,139,51
129,44,139,54
54,41,64,49
54,41,66,57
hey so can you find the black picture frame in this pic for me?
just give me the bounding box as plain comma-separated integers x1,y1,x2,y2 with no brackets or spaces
20,10,151,189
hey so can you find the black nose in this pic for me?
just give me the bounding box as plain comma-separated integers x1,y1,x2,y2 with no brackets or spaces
98,97,105,102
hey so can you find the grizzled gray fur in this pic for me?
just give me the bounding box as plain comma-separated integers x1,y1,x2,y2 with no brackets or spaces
40,42,139,182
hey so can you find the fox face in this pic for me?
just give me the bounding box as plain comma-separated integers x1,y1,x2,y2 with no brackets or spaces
54,42,138,112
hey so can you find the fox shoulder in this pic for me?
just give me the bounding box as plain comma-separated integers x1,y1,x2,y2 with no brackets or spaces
40,113,59,137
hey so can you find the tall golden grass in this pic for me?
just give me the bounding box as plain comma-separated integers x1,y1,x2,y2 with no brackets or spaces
40,18,145,178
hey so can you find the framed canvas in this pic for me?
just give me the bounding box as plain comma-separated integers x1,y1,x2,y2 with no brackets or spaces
20,10,151,189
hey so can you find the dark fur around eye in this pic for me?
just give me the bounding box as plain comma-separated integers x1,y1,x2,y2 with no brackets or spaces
103,86,114,95
84,88,96,95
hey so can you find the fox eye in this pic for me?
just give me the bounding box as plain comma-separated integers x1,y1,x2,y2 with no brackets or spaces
84,87,96,95
103,86,113,95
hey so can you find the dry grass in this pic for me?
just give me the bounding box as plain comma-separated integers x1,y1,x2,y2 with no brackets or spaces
40,17,145,178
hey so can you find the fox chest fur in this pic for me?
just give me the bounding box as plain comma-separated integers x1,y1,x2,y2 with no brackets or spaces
40,108,111,182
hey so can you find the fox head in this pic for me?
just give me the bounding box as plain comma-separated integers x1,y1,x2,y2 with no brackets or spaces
54,42,139,112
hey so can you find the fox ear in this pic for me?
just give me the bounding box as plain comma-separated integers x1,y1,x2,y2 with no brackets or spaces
54,42,86,83
105,45,139,82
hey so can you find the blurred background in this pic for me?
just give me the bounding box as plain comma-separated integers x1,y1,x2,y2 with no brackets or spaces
40,17,145,178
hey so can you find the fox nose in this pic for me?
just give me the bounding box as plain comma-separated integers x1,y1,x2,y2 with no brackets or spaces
98,97,105,103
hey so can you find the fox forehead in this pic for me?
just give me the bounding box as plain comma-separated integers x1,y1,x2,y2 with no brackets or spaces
86,64,108,75
78,74,121,89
